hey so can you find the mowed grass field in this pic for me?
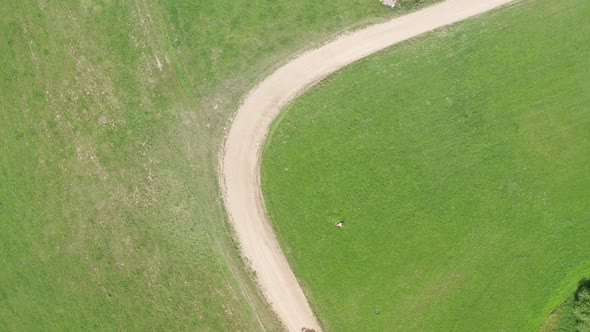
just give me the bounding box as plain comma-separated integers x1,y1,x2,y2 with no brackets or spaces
0,0,447,330
262,0,590,330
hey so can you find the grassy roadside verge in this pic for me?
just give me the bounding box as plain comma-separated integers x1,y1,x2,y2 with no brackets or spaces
0,0,451,330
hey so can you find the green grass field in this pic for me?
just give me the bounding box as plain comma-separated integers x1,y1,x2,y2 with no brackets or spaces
262,0,590,330
0,1,450,330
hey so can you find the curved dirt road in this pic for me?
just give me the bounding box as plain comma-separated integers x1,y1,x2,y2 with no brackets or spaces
220,0,514,330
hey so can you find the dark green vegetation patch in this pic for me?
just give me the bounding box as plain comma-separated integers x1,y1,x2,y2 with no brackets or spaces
263,0,590,330
542,279,590,332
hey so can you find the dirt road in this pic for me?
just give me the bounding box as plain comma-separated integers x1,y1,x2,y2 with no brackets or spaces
219,1,514,330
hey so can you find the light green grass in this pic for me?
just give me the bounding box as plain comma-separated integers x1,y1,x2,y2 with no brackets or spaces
262,0,590,330
0,0,449,330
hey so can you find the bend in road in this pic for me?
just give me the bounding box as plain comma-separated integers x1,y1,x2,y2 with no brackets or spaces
219,1,515,330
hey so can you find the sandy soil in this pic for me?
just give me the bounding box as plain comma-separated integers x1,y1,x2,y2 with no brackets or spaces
219,1,514,330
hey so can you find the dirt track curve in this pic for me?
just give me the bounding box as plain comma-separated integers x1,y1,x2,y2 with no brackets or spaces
220,1,514,330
